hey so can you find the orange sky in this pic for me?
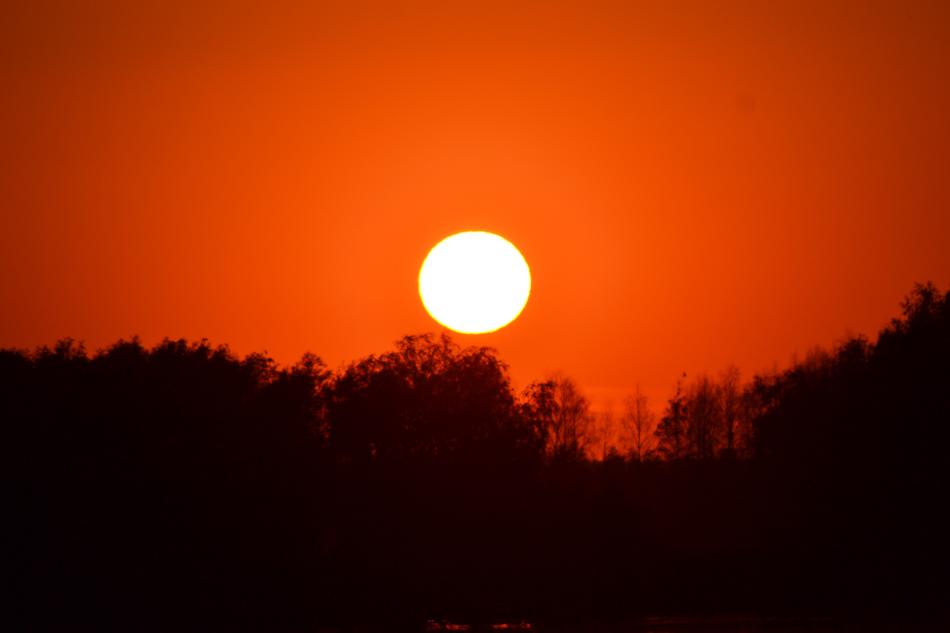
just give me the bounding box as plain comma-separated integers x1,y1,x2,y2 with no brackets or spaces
2,1,949,411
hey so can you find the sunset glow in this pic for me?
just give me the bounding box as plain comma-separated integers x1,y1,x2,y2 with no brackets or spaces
4,2,949,628
2,1,949,412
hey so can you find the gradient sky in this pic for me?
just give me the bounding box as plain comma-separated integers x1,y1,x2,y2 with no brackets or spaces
2,1,949,411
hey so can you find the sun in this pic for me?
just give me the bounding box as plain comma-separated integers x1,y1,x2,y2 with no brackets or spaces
419,231,531,334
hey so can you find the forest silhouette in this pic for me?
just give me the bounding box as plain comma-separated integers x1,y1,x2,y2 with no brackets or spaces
7,282,948,630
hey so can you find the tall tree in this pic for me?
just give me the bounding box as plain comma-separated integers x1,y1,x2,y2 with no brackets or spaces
592,402,617,461
718,365,742,457
325,333,538,464
685,374,721,459
655,375,688,460
521,373,593,462
621,384,655,462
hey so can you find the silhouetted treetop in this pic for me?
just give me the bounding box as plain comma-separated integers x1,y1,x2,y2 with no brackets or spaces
750,282,949,467
519,373,594,462
325,333,542,464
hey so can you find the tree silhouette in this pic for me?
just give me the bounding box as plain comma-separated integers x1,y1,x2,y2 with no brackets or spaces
520,373,593,462
718,365,742,457
685,374,720,459
325,333,540,465
6,282,948,629
655,374,688,459
621,384,655,461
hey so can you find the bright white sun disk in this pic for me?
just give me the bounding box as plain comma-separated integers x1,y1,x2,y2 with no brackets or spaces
418,231,531,334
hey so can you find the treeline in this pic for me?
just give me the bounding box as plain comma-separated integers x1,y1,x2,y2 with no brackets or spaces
6,283,949,630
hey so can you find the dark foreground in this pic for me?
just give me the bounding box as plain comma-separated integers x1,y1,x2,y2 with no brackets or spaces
7,284,949,630
384,616,933,633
